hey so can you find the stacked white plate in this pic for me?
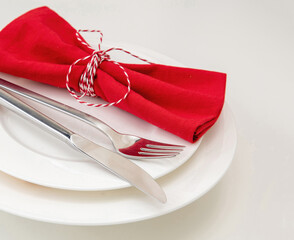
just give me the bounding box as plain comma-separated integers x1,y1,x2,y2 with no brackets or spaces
0,44,236,225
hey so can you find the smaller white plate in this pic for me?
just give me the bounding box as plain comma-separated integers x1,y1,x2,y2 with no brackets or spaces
0,44,201,191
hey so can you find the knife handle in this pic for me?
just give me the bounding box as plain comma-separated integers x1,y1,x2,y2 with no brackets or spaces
0,78,119,142
0,88,73,143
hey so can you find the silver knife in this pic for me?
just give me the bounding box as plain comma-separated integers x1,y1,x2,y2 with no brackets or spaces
0,87,167,203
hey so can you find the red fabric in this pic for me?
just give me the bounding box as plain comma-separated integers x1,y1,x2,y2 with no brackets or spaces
0,6,226,143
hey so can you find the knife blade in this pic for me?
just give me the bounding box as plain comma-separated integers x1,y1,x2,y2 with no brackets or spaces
0,87,167,203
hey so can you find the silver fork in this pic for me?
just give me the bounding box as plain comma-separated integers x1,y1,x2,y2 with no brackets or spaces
0,78,185,159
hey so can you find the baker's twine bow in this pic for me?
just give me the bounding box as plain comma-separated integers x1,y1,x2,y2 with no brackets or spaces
66,30,152,107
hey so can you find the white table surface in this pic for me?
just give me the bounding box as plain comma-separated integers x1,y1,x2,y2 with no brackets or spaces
0,0,293,239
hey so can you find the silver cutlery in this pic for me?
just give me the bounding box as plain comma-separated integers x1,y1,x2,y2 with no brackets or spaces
0,87,167,203
0,78,184,160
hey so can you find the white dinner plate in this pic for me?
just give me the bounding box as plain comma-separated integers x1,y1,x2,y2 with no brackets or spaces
0,103,236,225
0,44,201,191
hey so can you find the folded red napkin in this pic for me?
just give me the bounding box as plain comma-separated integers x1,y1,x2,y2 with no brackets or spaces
0,6,226,143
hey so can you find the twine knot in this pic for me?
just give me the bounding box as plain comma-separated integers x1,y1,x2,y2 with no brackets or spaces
66,29,152,108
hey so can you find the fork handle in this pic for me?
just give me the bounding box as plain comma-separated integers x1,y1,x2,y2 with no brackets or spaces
0,78,119,141
0,88,73,143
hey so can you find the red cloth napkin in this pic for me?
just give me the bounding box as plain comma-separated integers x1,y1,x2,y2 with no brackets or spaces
0,6,226,143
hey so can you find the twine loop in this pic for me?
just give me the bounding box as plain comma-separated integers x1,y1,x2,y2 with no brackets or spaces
66,29,151,107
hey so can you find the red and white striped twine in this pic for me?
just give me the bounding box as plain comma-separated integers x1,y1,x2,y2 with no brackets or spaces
66,29,152,107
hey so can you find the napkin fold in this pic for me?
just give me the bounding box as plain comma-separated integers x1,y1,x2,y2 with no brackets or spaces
0,6,226,143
